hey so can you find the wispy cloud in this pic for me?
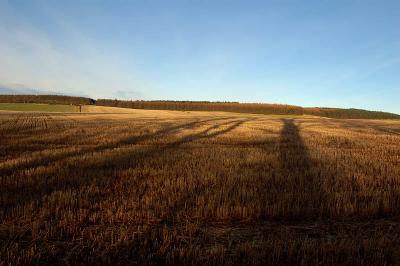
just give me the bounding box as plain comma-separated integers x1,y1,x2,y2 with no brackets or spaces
361,56,400,79
0,3,146,99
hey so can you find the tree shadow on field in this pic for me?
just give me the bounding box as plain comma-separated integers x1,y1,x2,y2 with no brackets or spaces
142,120,249,209
0,117,226,176
277,119,326,220
91,118,253,264
337,120,400,136
1,117,226,210
1,117,249,217
101,118,329,264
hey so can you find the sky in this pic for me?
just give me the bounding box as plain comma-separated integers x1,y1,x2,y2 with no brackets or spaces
0,0,399,113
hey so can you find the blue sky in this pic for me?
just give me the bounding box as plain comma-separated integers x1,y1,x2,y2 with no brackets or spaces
1,0,399,113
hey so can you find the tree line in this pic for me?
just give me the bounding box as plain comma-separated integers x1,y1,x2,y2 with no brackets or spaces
304,107,400,119
0,95,95,105
0,95,398,119
97,99,400,119
96,99,304,115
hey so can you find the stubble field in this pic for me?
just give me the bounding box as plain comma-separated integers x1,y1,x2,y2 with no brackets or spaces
1,107,400,265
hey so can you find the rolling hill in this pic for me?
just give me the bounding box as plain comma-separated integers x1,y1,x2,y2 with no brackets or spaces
0,94,398,119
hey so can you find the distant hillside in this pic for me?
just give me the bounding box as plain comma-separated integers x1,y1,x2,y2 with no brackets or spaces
0,95,95,106
304,107,400,119
0,95,398,119
96,99,304,115
96,99,400,119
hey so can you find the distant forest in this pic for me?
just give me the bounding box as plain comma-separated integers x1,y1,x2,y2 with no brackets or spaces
0,95,399,119
97,99,400,119
96,99,304,115
0,95,94,105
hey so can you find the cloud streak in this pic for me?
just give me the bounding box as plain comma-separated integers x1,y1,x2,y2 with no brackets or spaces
0,4,145,99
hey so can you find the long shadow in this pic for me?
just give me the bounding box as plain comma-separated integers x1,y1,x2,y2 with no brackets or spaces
100,118,397,264
155,119,252,225
311,118,400,137
1,117,222,210
279,119,311,174
0,117,227,176
91,118,252,263
1,118,249,215
277,119,325,220
338,120,400,136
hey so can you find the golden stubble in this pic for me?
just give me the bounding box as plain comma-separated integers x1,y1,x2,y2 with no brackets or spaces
1,111,400,265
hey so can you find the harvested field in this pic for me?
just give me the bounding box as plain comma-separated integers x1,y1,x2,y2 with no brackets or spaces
0,103,79,113
1,109,400,265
